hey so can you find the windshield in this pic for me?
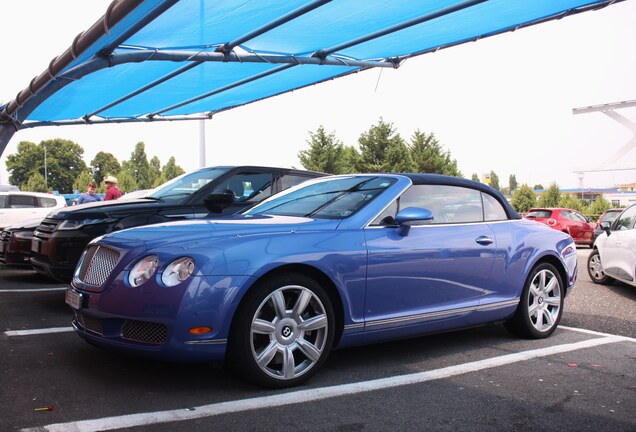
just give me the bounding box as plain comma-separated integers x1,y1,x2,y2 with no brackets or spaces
149,167,230,204
246,176,396,219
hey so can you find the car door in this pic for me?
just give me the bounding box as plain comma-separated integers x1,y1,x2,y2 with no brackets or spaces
567,210,592,242
363,184,496,335
602,205,636,283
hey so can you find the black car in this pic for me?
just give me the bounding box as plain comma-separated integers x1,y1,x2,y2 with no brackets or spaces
0,217,42,268
592,208,623,244
30,166,325,281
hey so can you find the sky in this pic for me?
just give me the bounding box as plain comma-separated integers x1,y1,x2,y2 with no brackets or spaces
1,0,635,190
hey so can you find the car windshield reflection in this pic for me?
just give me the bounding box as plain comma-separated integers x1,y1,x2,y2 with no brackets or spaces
148,167,230,203
246,176,396,219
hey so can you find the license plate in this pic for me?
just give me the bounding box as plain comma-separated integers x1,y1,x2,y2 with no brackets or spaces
65,289,83,310
31,237,40,253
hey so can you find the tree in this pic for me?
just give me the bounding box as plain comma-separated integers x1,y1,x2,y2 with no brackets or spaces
117,168,138,193
511,184,536,213
489,170,500,191
589,195,612,219
6,139,86,193
90,151,120,185
122,142,152,189
298,126,350,174
538,182,561,207
471,173,480,182
509,174,518,193
5,141,41,188
340,146,361,174
559,195,588,213
149,156,162,187
533,184,544,191
161,156,185,181
409,130,461,176
24,172,48,193
73,170,94,194
357,119,415,172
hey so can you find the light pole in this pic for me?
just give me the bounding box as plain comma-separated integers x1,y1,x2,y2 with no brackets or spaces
44,143,48,189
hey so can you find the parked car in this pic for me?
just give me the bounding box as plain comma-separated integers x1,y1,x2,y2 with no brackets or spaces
524,207,594,247
31,166,325,281
0,191,66,229
66,173,577,388
591,208,623,244
0,217,42,268
588,203,636,288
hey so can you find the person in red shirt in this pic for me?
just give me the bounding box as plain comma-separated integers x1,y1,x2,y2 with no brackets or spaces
104,175,123,201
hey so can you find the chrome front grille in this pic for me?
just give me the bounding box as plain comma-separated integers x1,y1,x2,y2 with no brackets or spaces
77,245,120,286
122,320,167,344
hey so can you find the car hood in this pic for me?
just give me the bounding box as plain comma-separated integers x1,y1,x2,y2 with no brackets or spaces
97,214,340,250
47,198,161,219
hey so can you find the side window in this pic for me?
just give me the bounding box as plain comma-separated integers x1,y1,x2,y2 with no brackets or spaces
560,210,570,219
482,193,508,221
8,195,37,208
0,195,6,208
571,211,587,223
38,197,58,208
370,184,484,225
215,172,273,204
614,205,636,231
280,174,313,191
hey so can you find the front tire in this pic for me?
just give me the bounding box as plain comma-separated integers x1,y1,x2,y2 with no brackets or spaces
228,272,335,388
587,249,612,285
505,263,564,339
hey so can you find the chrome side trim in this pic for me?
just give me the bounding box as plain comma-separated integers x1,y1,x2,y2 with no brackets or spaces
184,339,227,345
365,299,519,328
365,305,476,328
344,323,365,330
477,299,519,310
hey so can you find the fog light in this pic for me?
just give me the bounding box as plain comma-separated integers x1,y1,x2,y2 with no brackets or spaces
189,326,212,335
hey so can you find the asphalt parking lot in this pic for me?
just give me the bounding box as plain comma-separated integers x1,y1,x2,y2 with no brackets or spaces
1,249,634,432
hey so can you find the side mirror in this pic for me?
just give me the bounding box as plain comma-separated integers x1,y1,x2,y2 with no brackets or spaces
204,191,235,213
599,220,612,236
395,207,434,236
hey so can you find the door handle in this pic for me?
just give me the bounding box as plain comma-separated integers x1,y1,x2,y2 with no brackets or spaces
475,236,494,245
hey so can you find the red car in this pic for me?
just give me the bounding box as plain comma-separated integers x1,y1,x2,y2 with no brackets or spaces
524,207,594,247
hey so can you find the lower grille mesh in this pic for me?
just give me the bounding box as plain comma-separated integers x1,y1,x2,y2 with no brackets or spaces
77,313,103,335
122,320,167,345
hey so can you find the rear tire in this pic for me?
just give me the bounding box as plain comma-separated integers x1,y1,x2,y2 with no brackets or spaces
228,272,334,388
505,263,563,339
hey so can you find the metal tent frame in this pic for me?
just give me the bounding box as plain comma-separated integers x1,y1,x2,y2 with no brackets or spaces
0,0,625,155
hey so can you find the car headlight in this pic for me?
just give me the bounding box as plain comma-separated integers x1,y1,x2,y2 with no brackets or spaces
161,257,195,287
128,255,159,287
57,218,115,230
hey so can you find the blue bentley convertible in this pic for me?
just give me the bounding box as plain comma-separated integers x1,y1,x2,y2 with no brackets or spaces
66,174,577,387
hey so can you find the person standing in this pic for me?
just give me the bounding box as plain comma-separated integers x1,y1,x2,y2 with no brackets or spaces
104,175,123,201
77,181,102,205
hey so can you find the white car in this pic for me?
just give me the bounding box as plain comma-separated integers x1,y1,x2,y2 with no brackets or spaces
587,203,636,288
0,192,66,229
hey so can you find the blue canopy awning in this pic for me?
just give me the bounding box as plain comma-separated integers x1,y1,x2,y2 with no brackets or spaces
0,0,624,154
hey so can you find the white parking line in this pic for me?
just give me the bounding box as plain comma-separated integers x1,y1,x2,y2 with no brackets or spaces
21,334,631,432
0,287,66,293
5,327,73,337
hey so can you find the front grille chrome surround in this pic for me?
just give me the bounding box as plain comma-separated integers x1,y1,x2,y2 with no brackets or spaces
77,245,120,286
